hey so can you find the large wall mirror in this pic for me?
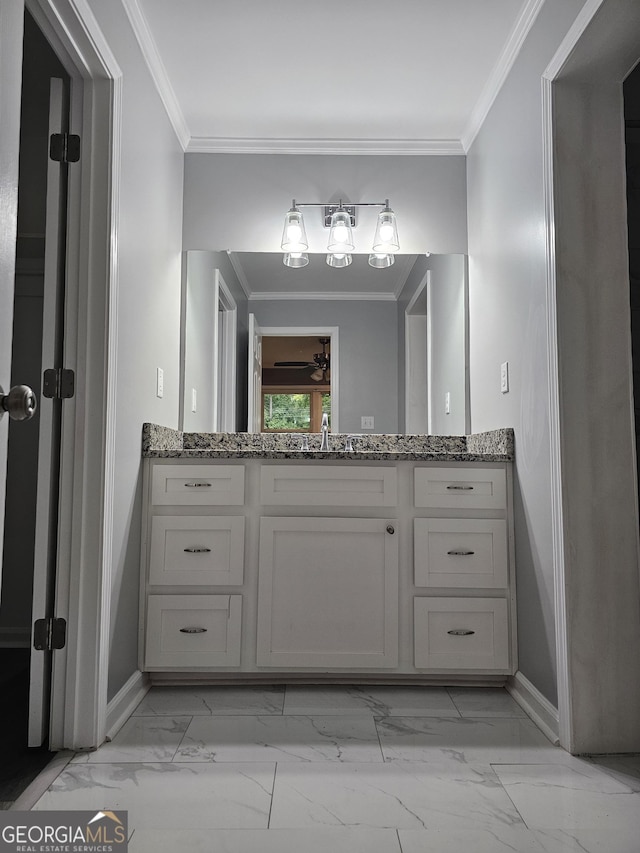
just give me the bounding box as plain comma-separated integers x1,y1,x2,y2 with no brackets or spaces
180,251,469,436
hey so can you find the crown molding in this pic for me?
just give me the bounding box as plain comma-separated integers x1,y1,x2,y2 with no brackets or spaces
248,290,397,302
120,0,190,150
186,137,465,156
461,0,546,152
227,251,252,299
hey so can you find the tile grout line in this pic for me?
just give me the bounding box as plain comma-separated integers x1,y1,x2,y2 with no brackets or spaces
171,715,194,761
267,763,278,829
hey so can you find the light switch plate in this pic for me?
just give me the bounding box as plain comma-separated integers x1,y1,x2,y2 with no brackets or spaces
361,415,375,430
156,367,164,398
500,361,509,394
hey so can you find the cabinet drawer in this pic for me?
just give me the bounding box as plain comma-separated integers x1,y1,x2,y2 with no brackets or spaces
414,519,508,588
260,465,397,507
149,516,245,586
151,464,244,506
145,594,242,668
414,597,509,670
414,467,506,509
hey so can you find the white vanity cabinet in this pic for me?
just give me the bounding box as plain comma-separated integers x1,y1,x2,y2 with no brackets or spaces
139,457,516,680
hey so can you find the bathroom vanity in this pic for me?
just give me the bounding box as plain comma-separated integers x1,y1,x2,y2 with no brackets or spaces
139,424,516,684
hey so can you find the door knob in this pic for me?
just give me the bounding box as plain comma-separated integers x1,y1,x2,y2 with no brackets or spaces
0,384,37,421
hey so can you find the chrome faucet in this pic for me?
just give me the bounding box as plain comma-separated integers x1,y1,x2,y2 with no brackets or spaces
320,412,329,451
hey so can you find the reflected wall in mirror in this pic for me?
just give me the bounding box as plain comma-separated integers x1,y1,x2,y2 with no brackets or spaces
180,251,469,435
181,254,238,433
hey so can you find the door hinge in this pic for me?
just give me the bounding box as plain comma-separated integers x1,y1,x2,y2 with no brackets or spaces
49,132,80,163
43,368,75,400
33,617,67,651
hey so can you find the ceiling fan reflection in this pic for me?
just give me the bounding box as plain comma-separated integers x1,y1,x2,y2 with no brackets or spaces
274,337,330,382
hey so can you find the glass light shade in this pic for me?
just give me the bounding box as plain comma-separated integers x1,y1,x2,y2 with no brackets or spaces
372,208,400,253
281,208,308,252
310,368,324,382
327,210,355,253
368,253,395,269
326,252,352,268
283,252,309,268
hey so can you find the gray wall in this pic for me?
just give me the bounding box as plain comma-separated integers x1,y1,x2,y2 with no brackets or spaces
85,1,186,702
466,0,587,705
181,250,249,432
251,300,398,434
183,153,467,255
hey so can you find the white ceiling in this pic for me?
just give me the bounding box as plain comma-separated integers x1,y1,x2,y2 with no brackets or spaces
131,0,536,153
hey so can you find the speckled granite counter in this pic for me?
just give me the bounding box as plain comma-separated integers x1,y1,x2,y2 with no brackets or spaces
142,423,514,462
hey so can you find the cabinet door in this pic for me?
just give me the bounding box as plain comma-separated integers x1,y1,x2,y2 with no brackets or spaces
257,517,398,668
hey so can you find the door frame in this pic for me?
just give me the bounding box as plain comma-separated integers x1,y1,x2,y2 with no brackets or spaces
23,0,122,750
543,0,640,752
214,270,237,432
258,326,340,432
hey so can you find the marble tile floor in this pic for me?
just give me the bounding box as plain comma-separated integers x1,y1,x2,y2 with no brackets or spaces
27,685,640,853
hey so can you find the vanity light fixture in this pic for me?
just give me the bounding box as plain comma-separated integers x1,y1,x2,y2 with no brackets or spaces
281,203,309,253
368,253,395,269
326,252,352,268
371,201,400,254
283,252,309,268
280,198,400,268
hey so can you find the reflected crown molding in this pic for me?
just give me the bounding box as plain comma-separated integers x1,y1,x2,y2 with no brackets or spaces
248,291,397,302
186,137,465,155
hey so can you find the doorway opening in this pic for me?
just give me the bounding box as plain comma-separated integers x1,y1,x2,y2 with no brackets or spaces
0,7,70,800
262,336,332,432
247,322,339,433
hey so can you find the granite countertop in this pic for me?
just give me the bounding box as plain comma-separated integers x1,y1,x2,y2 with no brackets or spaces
142,423,514,462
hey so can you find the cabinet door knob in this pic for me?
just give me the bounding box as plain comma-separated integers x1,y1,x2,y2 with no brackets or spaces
179,626,207,634
447,629,475,636
386,524,395,535
184,547,212,553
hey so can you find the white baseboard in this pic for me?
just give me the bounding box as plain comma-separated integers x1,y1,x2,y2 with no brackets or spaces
507,670,560,745
0,627,31,648
105,670,150,741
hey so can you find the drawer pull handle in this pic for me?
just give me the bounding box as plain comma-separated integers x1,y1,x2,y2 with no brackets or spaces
386,525,395,535
179,626,207,634
184,547,212,553
447,550,475,556
184,482,212,488
447,629,475,636
446,485,474,491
